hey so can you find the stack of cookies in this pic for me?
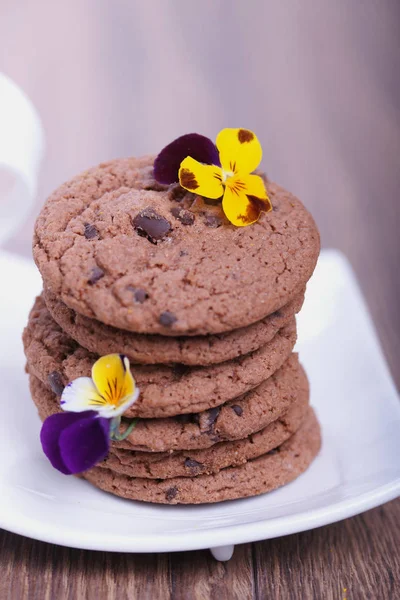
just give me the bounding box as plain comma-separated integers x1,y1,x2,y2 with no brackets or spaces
23,155,321,504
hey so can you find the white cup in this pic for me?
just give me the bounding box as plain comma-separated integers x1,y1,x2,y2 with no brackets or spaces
0,73,44,245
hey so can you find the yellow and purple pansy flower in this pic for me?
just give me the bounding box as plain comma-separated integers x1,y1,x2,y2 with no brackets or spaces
154,128,272,226
40,354,139,475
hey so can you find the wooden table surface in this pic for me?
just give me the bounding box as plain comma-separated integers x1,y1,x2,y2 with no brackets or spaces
1,1,399,598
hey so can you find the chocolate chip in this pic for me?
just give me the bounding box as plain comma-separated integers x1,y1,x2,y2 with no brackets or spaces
168,184,188,202
179,250,189,257
165,486,178,501
132,207,171,243
184,458,204,472
207,407,220,430
171,206,195,225
84,223,99,239
135,289,148,303
127,286,148,303
232,405,243,416
48,371,64,396
88,266,104,285
159,311,177,327
133,290,149,304
204,214,222,228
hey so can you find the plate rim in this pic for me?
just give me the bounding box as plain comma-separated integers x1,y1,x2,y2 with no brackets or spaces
0,479,399,552
1,248,399,553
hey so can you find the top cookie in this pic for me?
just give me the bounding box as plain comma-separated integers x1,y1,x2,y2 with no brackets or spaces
34,156,320,335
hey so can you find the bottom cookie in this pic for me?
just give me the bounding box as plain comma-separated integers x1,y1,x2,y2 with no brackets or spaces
83,407,321,504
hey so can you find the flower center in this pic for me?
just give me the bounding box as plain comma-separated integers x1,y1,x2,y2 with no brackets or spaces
221,170,234,184
103,378,126,407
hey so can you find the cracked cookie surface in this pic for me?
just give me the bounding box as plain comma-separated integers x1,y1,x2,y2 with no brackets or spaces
43,288,304,366
100,390,309,479
24,296,297,418
33,156,320,335
82,408,321,504
28,354,308,451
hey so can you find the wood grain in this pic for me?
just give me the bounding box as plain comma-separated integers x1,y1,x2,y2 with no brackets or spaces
0,0,399,598
0,501,399,599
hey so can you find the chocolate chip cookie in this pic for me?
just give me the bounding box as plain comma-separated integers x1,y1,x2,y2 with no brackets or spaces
23,296,297,418
28,353,308,452
82,408,321,504
100,390,309,479
33,156,320,335
43,288,304,366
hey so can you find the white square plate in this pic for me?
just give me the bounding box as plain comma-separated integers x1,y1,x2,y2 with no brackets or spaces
0,249,399,558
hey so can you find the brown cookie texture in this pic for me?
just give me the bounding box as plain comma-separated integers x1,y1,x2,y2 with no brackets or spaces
100,390,309,479
28,354,308,452
23,296,297,418
33,156,320,335
43,288,304,366
82,408,321,504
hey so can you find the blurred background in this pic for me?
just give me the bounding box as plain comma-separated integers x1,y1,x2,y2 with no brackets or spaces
0,0,399,371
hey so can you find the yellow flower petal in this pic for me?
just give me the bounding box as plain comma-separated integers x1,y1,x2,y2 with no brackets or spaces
91,354,137,416
216,128,262,175
179,156,224,199
222,174,272,227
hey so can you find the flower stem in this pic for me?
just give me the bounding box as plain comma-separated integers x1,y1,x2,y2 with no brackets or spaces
109,417,138,441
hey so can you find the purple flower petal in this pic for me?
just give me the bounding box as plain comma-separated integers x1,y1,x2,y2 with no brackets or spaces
40,411,110,475
40,411,97,474
154,133,220,184
59,414,110,474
